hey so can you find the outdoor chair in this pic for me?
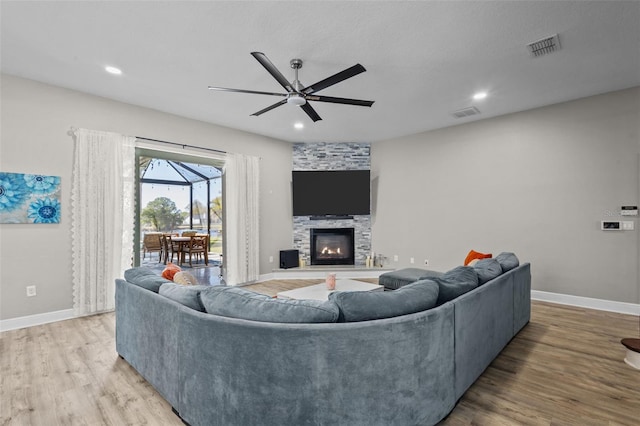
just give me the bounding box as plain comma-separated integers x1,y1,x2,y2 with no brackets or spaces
142,232,163,260
163,234,183,265
160,234,173,264
181,235,209,266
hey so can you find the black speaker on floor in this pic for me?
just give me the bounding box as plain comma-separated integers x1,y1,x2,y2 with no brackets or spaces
279,249,299,269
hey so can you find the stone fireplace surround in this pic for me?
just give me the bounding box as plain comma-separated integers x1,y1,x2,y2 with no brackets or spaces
292,143,371,266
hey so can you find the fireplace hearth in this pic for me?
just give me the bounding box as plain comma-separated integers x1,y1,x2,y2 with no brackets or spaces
310,228,355,266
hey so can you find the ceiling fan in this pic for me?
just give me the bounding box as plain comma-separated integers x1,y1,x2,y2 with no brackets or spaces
208,52,374,122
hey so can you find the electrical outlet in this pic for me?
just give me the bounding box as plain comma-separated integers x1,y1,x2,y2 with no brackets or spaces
424,259,429,266
410,257,415,264
393,255,398,262
269,256,273,263
26,285,36,297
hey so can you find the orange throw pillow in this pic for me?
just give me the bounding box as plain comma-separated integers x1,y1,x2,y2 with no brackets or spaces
464,250,492,266
162,262,181,280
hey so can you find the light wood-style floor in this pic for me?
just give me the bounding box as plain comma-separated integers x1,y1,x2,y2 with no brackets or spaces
1,279,638,426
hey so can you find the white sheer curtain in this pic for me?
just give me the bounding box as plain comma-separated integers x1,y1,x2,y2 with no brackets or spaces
71,128,135,316
224,153,260,285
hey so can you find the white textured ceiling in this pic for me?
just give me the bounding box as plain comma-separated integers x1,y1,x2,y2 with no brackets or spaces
1,1,639,143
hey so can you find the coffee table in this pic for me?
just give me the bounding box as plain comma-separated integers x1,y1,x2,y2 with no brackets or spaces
276,279,383,301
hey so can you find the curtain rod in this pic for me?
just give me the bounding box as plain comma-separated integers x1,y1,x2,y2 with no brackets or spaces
136,136,226,155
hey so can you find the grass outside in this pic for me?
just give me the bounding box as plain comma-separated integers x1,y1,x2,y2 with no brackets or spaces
209,237,222,254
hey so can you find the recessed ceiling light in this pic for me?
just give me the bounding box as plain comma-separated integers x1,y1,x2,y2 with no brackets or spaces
105,66,122,75
473,91,488,101
294,122,304,130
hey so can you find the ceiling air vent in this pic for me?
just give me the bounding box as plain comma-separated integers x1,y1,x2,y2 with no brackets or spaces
452,106,480,119
527,34,560,57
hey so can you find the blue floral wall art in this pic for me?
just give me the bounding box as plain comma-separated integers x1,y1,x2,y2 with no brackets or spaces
0,172,61,224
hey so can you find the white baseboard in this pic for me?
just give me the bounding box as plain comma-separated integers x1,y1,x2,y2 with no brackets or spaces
531,290,640,316
256,273,275,283
0,309,75,333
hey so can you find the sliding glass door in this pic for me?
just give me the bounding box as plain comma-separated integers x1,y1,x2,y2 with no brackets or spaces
134,148,224,269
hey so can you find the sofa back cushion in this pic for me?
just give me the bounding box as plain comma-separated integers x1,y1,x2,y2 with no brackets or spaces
159,283,211,312
495,252,520,272
124,267,172,293
472,258,503,284
200,287,339,323
124,267,156,282
329,280,439,322
433,266,479,305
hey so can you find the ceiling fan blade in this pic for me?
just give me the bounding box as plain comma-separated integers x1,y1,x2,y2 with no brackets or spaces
300,103,322,122
250,99,287,117
208,86,286,97
302,64,366,94
306,95,374,107
251,52,294,92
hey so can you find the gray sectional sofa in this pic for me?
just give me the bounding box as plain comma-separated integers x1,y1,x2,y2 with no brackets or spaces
115,254,531,426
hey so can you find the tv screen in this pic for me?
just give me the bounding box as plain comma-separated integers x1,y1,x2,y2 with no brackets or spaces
292,170,370,216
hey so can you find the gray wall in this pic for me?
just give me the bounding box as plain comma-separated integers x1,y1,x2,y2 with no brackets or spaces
0,74,293,320
2,74,638,322
372,87,640,303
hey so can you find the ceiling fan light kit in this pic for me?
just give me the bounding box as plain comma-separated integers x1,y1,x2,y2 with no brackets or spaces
208,52,374,122
287,93,306,106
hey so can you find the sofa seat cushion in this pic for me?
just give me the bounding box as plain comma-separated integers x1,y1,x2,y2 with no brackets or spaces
329,280,439,322
378,268,443,290
159,283,211,312
496,252,520,272
433,266,479,305
200,287,339,323
124,267,172,293
473,258,503,284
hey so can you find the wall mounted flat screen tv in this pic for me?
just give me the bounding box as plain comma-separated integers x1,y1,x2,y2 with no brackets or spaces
292,170,370,216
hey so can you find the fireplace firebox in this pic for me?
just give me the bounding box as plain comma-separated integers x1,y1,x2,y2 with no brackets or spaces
310,228,355,266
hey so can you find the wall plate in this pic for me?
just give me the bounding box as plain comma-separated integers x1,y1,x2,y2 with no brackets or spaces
601,221,621,230
621,221,635,230
602,220,636,231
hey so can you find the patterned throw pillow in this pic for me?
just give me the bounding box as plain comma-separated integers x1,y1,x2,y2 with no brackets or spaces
173,271,198,286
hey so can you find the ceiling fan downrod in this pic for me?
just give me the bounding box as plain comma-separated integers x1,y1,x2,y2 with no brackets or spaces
287,58,306,105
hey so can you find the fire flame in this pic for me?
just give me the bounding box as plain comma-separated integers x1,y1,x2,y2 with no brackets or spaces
321,247,341,255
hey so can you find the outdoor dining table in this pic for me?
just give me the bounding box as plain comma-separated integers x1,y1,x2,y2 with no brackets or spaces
167,236,191,266
166,235,209,266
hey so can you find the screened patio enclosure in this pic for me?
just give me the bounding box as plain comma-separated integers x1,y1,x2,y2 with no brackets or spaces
139,156,222,246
